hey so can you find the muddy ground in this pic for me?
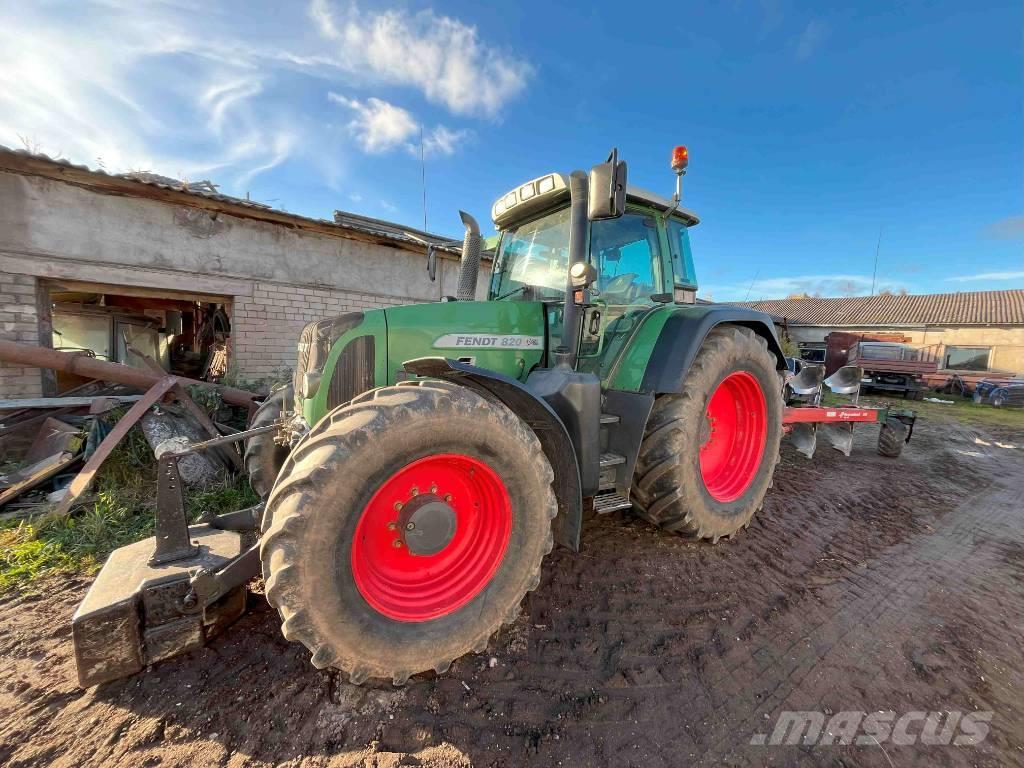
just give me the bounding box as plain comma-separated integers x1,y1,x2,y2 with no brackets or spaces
2,414,1023,767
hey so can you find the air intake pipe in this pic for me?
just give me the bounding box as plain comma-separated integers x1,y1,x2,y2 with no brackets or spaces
455,210,482,301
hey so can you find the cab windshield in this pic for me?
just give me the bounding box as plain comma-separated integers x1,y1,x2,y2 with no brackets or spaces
489,207,571,301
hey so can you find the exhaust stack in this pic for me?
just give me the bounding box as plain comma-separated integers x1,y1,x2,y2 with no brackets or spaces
455,210,482,301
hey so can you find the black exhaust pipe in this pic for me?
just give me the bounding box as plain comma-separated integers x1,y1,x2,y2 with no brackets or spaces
455,211,481,301
555,170,589,368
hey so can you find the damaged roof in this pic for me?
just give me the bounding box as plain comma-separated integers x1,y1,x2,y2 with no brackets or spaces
735,290,1024,327
0,146,462,256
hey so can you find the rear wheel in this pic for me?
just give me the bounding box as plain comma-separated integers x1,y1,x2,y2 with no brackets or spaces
632,326,784,542
244,386,292,499
260,381,557,684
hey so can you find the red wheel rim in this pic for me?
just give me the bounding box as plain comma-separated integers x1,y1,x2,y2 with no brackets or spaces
351,453,512,622
699,371,768,503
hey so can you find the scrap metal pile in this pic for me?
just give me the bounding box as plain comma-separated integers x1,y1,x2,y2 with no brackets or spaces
0,339,258,522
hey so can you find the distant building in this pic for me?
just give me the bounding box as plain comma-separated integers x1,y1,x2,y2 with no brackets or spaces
0,147,484,399
737,290,1024,380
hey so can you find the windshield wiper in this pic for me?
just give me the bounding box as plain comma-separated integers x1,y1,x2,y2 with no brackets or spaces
494,285,529,301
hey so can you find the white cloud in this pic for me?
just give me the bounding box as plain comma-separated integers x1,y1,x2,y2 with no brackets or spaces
310,0,531,118
421,125,468,157
0,2,304,189
704,273,910,302
0,0,502,199
200,77,263,136
329,93,469,157
983,215,1024,240
329,93,418,153
945,271,1024,283
795,19,829,60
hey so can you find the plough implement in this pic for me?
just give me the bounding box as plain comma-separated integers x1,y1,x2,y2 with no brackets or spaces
784,363,916,458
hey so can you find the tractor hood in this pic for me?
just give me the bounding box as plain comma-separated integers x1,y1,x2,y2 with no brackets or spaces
295,301,548,426
385,300,547,385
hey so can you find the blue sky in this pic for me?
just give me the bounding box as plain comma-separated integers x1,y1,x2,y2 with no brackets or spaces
1,0,1020,301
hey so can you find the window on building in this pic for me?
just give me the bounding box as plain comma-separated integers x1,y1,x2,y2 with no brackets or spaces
943,346,990,371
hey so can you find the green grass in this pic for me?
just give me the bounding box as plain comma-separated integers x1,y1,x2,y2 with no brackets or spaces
0,425,258,593
845,392,1024,431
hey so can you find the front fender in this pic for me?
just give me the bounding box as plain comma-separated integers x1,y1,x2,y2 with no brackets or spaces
403,357,583,552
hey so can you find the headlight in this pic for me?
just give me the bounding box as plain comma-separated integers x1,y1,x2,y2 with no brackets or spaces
300,371,321,398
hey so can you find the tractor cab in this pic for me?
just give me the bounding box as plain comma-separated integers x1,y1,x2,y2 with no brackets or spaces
486,160,700,377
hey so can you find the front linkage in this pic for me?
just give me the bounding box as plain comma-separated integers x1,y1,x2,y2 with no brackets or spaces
72,425,275,688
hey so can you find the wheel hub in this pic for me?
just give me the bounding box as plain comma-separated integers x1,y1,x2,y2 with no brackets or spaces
699,371,768,503
351,453,512,622
398,494,457,556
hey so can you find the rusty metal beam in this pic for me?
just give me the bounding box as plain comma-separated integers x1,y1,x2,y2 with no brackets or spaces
45,377,179,521
0,339,257,408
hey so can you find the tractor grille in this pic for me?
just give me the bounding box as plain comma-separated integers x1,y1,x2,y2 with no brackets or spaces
327,335,376,409
294,313,364,399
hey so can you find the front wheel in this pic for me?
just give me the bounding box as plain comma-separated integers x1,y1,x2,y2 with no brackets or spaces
632,325,784,542
260,381,557,685
244,385,292,499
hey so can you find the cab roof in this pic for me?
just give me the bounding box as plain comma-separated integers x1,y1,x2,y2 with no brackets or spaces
492,171,700,229
626,185,700,226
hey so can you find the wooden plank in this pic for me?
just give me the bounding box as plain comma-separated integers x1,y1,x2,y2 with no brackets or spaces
0,396,143,410
0,452,82,508
45,377,177,521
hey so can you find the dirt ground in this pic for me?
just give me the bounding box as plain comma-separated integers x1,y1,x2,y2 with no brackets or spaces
2,414,1023,767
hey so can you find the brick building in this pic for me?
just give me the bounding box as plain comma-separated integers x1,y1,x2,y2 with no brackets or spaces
738,290,1024,381
0,148,487,398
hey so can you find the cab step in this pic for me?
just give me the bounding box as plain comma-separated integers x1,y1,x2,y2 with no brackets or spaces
594,491,632,514
598,452,626,492
599,452,625,468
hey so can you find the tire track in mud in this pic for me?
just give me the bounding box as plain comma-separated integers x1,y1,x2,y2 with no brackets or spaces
0,417,1022,767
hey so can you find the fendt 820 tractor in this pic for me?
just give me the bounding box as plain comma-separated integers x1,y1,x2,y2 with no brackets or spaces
72,147,916,687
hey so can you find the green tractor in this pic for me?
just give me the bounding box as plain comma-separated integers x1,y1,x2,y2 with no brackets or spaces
72,147,914,687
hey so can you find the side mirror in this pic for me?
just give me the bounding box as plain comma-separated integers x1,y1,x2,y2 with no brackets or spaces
588,148,627,220
425,244,437,282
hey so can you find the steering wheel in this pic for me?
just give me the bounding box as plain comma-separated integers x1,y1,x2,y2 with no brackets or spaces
603,272,638,295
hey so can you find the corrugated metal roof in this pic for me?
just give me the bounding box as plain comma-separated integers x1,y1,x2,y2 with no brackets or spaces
734,290,1024,326
0,146,461,254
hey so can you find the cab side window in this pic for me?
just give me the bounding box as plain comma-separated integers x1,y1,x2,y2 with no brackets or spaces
590,213,663,304
666,219,697,288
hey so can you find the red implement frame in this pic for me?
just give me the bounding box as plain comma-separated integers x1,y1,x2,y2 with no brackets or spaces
783,406,882,425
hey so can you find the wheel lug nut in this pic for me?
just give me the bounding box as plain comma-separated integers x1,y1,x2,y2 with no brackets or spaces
393,501,403,511
392,539,402,548
406,522,415,531
430,484,438,494
387,522,397,531
410,486,419,496
444,494,453,502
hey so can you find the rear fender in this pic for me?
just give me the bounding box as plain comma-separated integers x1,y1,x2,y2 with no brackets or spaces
403,357,583,552
639,307,786,394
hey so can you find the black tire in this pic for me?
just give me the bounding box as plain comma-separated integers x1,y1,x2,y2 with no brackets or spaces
244,386,292,499
877,420,907,457
260,380,557,685
631,325,784,543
